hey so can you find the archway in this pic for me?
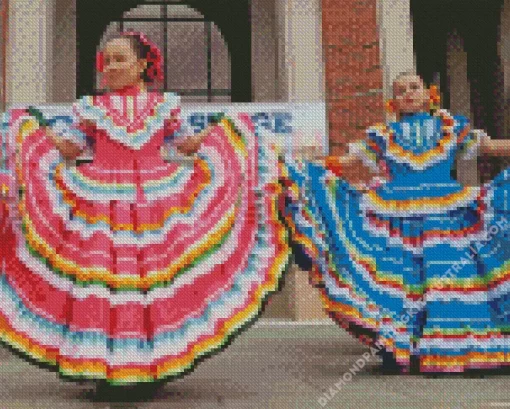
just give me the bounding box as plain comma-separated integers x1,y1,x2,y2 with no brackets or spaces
98,2,231,102
76,0,251,101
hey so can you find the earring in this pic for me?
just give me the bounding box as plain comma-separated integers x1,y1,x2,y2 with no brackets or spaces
385,99,396,114
385,99,398,122
429,85,441,112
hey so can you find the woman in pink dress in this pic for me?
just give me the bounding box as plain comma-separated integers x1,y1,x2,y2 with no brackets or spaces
0,32,289,388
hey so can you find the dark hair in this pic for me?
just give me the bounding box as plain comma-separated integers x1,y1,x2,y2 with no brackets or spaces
107,33,156,84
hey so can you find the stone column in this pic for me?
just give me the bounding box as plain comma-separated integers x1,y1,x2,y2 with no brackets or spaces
251,0,278,102
377,0,414,102
275,0,325,102
262,0,327,321
52,0,77,103
6,0,76,106
447,32,471,119
6,0,55,105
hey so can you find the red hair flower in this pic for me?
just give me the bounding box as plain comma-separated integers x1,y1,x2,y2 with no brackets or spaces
429,85,441,111
96,51,104,73
385,99,397,114
95,31,164,84
120,31,164,83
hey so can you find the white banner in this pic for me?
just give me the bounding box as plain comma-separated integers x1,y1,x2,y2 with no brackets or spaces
10,102,328,156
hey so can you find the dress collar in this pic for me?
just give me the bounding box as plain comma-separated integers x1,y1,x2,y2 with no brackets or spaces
109,84,147,97
399,111,431,120
76,92,180,150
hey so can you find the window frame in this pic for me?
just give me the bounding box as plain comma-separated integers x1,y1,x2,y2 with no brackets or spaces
116,1,231,102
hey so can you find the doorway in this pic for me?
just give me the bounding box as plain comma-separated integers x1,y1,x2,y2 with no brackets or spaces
411,0,505,181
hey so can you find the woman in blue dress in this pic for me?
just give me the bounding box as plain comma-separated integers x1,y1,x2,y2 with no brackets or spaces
281,72,510,374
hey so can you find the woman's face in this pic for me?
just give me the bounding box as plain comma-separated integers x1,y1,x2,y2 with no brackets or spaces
392,75,430,114
100,38,147,90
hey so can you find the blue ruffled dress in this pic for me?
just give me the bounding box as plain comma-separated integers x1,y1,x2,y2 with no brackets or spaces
282,110,510,372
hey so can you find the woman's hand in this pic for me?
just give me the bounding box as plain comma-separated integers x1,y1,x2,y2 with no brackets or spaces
173,126,211,156
477,130,510,157
325,155,378,186
173,135,203,156
173,115,224,156
479,130,492,155
81,119,96,130
44,127,83,160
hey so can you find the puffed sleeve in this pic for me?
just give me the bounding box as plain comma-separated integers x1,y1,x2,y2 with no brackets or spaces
163,98,183,143
48,99,90,149
347,125,386,172
455,115,482,160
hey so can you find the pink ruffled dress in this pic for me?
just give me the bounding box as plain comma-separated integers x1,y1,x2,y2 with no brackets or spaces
0,85,289,384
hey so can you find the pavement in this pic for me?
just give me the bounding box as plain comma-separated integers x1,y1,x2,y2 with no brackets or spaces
0,321,510,409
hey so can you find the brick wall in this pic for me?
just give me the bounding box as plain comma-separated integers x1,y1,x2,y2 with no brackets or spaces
322,0,385,155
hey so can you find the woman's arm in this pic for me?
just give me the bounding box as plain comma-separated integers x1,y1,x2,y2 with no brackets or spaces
480,133,510,157
28,105,90,161
173,125,211,156
173,113,224,156
44,118,95,161
311,139,385,186
44,127,83,160
325,153,382,186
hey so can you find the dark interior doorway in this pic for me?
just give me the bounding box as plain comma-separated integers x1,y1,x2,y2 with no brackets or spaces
411,0,506,181
411,0,504,139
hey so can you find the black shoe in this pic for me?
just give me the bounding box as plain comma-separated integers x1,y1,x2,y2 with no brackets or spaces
94,380,164,402
410,355,420,374
378,350,402,375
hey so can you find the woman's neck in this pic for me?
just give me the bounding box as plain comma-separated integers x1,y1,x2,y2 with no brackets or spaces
398,110,429,120
110,82,147,96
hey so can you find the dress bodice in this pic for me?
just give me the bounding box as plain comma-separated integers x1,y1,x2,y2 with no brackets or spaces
61,87,183,198
91,127,166,169
384,113,457,185
71,86,181,171
363,110,476,201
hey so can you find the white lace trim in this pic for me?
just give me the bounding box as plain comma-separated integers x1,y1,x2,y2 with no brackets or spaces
369,109,460,171
359,185,481,217
75,92,180,150
459,129,484,160
348,141,380,173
